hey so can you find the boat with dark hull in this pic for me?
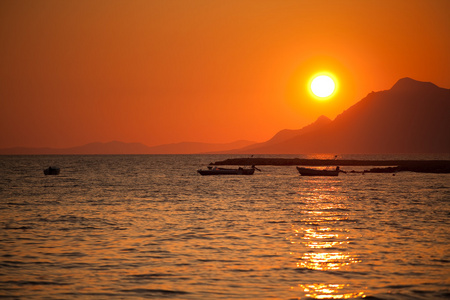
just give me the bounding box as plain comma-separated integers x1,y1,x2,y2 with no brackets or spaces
197,165,259,176
296,166,340,176
44,166,60,175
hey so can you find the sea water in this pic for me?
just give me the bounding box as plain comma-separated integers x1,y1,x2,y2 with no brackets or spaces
0,154,449,299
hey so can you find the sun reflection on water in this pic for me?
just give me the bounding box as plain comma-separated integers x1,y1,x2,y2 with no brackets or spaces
297,252,361,271
288,187,365,299
299,283,365,299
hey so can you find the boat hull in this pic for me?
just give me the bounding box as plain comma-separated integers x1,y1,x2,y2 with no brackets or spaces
197,168,255,176
44,167,60,175
296,166,339,176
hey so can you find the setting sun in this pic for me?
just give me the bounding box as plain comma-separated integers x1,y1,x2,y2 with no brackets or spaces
310,75,336,99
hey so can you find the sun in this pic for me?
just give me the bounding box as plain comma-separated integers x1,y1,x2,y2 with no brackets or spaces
309,74,337,100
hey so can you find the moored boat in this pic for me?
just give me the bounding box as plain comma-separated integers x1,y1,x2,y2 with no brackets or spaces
296,166,340,176
44,166,60,175
197,165,259,176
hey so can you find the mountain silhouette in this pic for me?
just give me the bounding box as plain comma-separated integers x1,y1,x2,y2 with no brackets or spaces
0,141,152,155
0,140,255,155
222,115,331,154
2,78,448,155
229,78,450,154
143,140,255,154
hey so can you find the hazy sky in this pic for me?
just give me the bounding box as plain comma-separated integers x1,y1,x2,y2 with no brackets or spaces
1,0,449,148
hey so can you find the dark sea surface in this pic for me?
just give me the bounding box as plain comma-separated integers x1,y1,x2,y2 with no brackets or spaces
0,154,449,299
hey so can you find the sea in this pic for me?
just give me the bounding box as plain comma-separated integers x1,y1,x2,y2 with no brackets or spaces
0,154,449,300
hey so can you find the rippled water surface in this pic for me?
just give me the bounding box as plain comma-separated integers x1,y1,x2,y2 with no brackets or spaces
0,155,449,299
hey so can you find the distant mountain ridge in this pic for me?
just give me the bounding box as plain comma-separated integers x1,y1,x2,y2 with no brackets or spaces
0,140,255,155
2,77,448,155
221,115,332,154
141,140,255,154
228,77,450,154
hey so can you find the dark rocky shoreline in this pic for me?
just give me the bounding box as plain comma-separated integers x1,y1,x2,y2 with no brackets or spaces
212,158,450,173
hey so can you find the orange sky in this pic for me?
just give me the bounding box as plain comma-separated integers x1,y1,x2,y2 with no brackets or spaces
1,0,449,148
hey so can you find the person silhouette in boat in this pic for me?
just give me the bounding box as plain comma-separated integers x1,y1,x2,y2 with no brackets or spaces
335,166,346,173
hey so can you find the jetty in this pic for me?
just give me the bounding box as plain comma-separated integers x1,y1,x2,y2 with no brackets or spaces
212,158,450,174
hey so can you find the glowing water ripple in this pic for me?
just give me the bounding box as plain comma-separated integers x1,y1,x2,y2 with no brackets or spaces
288,181,365,299
299,283,365,299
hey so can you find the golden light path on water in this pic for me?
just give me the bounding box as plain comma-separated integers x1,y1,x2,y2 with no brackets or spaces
287,183,366,299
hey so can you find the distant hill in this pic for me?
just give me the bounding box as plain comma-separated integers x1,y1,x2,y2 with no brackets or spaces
227,78,450,154
0,140,256,155
143,140,255,154
3,78,448,155
222,115,332,154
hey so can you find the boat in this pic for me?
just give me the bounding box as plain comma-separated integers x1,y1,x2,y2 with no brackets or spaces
44,166,60,175
197,165,259,176
296,166,341,176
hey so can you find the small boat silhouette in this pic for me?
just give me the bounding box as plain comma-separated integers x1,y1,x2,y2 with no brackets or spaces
296,166,340,176
44,166,60,175
197,165,260,176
